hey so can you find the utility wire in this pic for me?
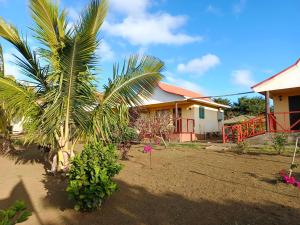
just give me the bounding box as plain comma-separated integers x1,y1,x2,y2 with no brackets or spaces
191,91,255,99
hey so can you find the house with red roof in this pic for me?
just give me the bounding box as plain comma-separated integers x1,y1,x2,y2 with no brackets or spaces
252,59,300,133
223,59,300,144
137,82,230,142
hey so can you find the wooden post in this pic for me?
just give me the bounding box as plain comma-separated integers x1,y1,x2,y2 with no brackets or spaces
175,102,178,132
265,91,270,132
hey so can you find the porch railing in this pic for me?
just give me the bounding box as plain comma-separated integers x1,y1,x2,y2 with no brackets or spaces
223,111,300,143
269,111,300,132
173,118,195,134
222,116,265,143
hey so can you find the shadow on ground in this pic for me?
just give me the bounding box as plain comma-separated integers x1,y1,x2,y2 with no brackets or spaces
40,178,300,225
0,144,50,166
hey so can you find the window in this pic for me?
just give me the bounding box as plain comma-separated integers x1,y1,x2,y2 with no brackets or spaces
199,107,205,119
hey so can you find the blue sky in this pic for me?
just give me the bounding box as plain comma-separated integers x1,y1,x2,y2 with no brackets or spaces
1,0,300,100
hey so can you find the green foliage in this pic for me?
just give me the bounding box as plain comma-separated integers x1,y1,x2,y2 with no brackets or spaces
272,133,287,154
236,140,250,154
112,126,138,144
213,98,232,107
66,143,122,211
0,0,164,154
0,200,32,225
233,96,266,116
214,96,268,120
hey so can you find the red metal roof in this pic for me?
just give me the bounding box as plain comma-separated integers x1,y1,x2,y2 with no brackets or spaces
251,58,300,89
158,82,208,99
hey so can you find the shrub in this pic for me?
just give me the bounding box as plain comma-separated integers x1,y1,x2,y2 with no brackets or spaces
0,200,31,225
111,126,138,160
66,143,122,211
236,140,250,154
272,133,287,154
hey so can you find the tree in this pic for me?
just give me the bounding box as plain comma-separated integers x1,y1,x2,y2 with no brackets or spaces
0,44,4,77
0,44,14,152
233,96,266,116
0,0,164,171
135,110,174,147
213,97,231,107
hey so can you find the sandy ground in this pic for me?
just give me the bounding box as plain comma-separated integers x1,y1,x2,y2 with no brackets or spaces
0,144,300,225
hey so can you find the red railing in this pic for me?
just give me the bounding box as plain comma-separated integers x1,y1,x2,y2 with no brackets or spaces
174,118,195,134
223,111,300,143
269,111,300,132
222,116,265,143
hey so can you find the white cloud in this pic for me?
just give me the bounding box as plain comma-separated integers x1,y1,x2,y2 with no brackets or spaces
177,54,220,75
104,0,201,46
110,0,149,16
231,69,255,86
233,0,247,15
97,40,115,62
206,5,222,16
165,72,205,93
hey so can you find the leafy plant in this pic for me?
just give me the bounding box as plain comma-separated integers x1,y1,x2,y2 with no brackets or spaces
0,0,164,172
109,105,138,160
272,133,287,154
66,143,122,211
115,127,138,160
236,140,250,154
0,200,32,225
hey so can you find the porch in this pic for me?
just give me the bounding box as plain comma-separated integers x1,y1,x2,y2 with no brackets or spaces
170,117,196,142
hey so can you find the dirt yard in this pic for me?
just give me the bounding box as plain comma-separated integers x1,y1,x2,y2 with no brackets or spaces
0,143,300,225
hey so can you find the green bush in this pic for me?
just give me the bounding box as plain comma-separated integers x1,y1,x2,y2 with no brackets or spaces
66,143,122,211
111,126,138,160
272,133,287,154
0,200,31,225
236,140,250,154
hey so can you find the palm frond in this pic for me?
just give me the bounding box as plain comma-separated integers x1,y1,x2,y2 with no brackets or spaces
0,18,48,91
40,30,98,141
78,0,108,35
103,55,164,108
0,77,39,119
30,0,66,51
90,55,164,141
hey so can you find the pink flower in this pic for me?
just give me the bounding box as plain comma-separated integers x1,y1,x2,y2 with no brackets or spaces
283,176,289,183
144,145,153,153
285,176,296,185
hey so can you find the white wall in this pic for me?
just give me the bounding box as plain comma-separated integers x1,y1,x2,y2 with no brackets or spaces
193,105,223,134
253,61,300,92
140,87,185,106
11,118,23,134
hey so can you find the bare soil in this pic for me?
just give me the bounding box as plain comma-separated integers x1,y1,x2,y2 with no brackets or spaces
0,144,300,225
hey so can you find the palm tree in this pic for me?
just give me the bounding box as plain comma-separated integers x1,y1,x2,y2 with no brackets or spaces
0,44,4,77
0,0,164,171
0,44,13,152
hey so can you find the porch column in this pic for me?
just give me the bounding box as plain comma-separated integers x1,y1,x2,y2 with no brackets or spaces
175,102,178,131
265,91,270,132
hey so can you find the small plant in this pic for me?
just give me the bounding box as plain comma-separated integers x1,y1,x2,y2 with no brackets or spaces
278,169,300,188
272,133,287,154
236,140,250,154
0,200,32,225
114,127,138,160
144,145,153,169
66,143,122,211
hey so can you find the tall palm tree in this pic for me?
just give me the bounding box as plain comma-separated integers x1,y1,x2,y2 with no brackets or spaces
0,0,164,170
0,44,4,77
